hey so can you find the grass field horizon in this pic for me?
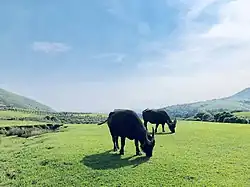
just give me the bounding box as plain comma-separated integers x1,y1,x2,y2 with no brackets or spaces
1,120,250,186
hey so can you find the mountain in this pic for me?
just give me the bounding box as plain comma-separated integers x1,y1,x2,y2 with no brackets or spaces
0,88,55,112
162,88,250,118
227,87,250,100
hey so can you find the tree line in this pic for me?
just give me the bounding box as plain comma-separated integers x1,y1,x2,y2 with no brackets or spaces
185,111,249,124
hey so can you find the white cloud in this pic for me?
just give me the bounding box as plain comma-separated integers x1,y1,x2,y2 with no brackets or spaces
7,0,250,112
129,0,250,109
32,42,71,54
185,0,219,20
138,0,250,72
202,0,250,41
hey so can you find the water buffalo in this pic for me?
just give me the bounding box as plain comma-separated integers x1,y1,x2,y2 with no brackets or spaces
142,108,177,133
97,109,156,157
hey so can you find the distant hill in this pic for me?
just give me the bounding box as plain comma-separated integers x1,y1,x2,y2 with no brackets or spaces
0,88,55,112
162,88,250,118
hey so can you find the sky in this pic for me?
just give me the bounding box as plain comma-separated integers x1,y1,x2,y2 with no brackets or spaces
1,0,250,112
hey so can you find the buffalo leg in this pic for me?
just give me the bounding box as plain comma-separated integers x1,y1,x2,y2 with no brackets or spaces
119,137,126,155
112,136,118,151
155,124,159,133
134,139,142,156
115,136,119,149
144,120,148,130
162,124,165,132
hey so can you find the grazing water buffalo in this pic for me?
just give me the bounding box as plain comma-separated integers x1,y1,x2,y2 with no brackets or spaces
142,108,177,133
97,109,156,157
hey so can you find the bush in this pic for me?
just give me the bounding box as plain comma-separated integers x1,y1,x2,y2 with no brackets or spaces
2,124,63,138
201,113,214,122
6,128,24,137
0,129,7,135
223,117,235,123
194,112,206,119
21,128,45,138
215,112,234,122
223,116,249,124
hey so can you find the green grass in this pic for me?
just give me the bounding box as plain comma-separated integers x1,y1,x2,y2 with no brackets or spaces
0,121,250,186
234,111,250,118
0,110,42,118
0,120,46,127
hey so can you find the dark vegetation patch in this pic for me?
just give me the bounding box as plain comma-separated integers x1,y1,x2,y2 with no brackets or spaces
5,169,21,180
184,176,196,181
39,159,73,168
0,123,64,138
46,146,54,150
0,108,107,124
185,111,250,124
39,159,52,166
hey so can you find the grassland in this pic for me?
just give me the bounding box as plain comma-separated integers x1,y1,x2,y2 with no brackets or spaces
0,120,46,127
234,111,250,118
1,121,250,186
0,110,42,118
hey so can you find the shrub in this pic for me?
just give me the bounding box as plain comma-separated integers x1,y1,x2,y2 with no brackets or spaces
6,128,24,137
21,128,45,138
2,125,62,138
223,116,248,124
223,117,234,123
194,112,206,119
215,112,234,122
0,129,7,135
201,113,214,122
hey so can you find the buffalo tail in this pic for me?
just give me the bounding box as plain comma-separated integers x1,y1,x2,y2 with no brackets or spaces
97,119,108,125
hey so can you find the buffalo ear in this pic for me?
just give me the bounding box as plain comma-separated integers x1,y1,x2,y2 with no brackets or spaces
172,118,177,126
145,132,151,144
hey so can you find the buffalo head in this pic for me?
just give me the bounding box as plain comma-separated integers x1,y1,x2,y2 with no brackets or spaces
140,127,155,157
168,118,177,133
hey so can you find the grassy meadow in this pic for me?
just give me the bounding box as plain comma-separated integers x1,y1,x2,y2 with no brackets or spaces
234,111,250,118
0,120,46,127
1,120,250,186
0,110,41,118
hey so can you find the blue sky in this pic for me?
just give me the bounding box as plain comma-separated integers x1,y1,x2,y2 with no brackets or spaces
1,0,250,112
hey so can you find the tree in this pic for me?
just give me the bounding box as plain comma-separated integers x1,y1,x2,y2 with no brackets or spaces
202,113,214,122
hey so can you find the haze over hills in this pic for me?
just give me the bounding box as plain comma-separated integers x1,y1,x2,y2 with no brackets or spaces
1,87,250,117
0,88,55,112
162,88,250,118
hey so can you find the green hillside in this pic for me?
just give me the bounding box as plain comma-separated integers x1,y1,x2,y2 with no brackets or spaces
0,88,55,112
163,88,250,118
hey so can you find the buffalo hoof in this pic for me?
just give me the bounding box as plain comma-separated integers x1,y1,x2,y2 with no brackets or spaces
119,151,124,155
136,152,142,156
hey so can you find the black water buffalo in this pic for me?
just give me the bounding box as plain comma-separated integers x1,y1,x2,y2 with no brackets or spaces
97,109,156,157
142,108,177,133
